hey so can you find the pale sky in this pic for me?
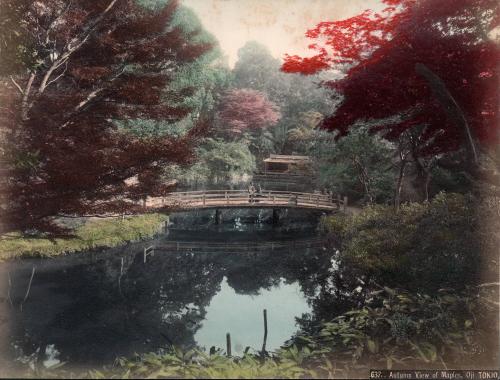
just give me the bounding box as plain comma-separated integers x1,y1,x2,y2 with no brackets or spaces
182,0,385,67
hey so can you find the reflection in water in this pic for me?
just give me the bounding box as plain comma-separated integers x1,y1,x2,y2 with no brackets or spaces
1,216,355,372
195,277,310,355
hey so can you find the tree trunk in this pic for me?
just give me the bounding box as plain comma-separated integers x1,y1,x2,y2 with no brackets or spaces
394,160,407,210
352,156,373,204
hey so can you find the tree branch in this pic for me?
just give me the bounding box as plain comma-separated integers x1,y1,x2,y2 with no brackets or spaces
44,1,73,45
39,58,68,94
9,76,24,95
21,73,36,121
45,60,69,89
39,0,118,95
60,65,126,128
415,62,478,165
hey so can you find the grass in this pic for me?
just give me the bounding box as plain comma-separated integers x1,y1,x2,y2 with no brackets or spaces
0,213,168,261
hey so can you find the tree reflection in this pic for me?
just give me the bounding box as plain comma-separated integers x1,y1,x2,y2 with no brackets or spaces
6,241,361,368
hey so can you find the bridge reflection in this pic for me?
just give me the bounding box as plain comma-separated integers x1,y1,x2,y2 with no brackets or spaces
154,237,325,253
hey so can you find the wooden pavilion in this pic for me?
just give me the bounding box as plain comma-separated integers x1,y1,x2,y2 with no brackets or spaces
254,154,315,190
262,154,312,175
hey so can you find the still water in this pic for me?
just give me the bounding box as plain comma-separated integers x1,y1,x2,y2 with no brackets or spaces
0,209,338,372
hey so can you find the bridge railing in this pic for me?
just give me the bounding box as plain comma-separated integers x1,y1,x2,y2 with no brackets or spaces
145,190,345,210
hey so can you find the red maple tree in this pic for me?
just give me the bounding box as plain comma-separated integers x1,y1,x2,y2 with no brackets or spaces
217,89,281,137
282,0,499,166
0,0,212,233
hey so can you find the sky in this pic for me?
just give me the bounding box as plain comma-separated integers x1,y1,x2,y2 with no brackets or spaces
182,0,384,67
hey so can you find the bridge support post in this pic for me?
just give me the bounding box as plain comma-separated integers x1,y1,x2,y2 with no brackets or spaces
272,208,280,225
343,196,348,212
215,209,222,225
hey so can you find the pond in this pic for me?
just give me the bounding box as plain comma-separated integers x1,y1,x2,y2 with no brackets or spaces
0,209,348,373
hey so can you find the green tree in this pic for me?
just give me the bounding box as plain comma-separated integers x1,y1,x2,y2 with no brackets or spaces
314,126,395,204
286,111,324,154
168,138,256,186
232,41,336,155
119,5,232,138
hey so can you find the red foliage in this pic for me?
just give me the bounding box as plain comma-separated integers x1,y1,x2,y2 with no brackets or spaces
0,0,212,233
282,0,499,156
217,89,281,136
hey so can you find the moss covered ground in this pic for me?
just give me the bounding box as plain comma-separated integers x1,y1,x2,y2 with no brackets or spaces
0,213,168,261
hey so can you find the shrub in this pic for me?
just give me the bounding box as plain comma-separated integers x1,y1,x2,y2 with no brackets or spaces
291,285,498,373
320,193,498,290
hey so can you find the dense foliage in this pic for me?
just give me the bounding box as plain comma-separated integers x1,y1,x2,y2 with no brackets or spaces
233,41,336,155
292,285,498,375
282,0,499,154
216,89,281,137
118,5,231,139
170,138,256,186
1,1,498,378
282,0,499,203
0,0,212,233
319,192,499,290
314,126,395,203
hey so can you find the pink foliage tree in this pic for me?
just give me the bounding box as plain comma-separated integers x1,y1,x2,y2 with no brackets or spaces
217,89,281,137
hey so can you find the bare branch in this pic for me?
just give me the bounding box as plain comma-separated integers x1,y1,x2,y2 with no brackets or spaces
9,76,24,95
45,60,69,89
39,57,69,94
76,88,104,111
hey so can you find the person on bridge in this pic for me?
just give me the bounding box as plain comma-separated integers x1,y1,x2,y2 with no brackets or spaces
255,183,263,203
248,183,256,203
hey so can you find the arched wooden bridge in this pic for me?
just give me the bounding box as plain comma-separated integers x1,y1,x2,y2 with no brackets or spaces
145,190,346,212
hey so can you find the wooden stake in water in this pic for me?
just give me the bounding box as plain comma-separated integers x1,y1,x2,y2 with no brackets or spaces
261,309,268,354
226,333,232,357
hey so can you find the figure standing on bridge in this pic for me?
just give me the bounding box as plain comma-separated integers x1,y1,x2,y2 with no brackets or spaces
326,189,333,202
256,183,263,203
248,182,256,204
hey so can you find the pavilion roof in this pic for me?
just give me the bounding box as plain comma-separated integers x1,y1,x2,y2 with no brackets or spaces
263,154,312,164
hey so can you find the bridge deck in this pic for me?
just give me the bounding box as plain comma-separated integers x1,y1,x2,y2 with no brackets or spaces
146,190,344,212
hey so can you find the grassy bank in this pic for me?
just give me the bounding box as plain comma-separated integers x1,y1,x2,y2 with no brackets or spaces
0,213,168,261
